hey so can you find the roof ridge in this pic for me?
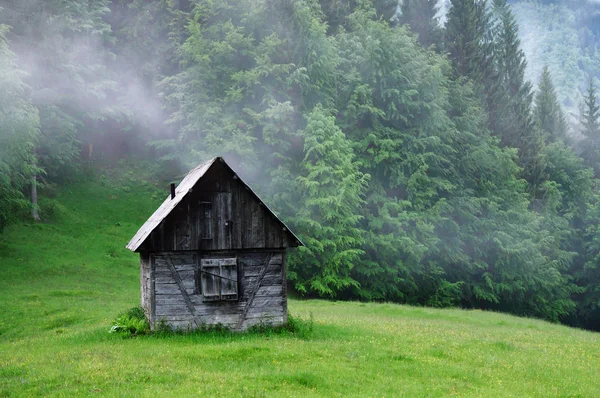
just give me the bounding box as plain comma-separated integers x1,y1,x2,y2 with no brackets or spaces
126,157,303,252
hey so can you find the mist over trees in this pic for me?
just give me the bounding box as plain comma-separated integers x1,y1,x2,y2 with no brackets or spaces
2,0,600,331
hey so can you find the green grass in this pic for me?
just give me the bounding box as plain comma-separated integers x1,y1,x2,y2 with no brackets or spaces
1,173,599,396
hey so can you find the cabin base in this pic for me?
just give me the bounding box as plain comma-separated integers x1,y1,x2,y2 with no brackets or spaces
140,250,287,331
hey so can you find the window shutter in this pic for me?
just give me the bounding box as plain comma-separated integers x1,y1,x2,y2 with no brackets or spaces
200,257,238,302
200,259,220,301
220,258,238,301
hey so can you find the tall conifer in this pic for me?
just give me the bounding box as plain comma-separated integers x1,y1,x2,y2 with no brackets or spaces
534,66,568,143
399,0,443,49
489,0,534,150
445,0,488,80
580,76,600,174
290,105,369,296
581,77,600,141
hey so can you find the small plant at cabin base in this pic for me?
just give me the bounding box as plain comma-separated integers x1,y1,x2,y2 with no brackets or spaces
109,306,149,336
110,310,314,339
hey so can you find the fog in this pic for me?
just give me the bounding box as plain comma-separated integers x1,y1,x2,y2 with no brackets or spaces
0,0,171,150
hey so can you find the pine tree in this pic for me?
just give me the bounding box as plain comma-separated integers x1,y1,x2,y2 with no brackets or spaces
399,0,443,49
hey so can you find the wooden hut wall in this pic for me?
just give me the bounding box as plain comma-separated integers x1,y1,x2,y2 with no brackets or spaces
148,250,286,330
141,162,295,252
140,253,152,319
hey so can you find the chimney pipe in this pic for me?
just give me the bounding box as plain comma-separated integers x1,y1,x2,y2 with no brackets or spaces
170,183,176,199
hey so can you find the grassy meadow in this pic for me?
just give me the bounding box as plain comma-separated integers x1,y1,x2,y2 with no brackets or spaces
0,172,599,397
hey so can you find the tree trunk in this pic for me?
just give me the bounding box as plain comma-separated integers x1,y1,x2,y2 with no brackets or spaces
32,173,41,222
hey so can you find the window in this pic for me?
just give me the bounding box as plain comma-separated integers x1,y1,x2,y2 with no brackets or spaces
200,257,238,301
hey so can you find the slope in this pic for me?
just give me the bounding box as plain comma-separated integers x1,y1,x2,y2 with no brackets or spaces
0,171,598,396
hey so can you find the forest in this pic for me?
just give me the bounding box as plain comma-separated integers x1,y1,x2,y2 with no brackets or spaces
2,0,600,332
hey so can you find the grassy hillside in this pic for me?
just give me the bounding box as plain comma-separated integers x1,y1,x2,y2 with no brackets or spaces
1,171,599,397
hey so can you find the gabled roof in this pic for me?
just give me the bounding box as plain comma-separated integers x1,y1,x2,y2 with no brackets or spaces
126,157,303,252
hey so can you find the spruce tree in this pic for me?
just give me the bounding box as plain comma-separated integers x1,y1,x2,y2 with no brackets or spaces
445,0,488,80
579,76,600,174
289,104,369,297
489,0,534,150
581,77,600,141
534,66,568,143
399,0,443,49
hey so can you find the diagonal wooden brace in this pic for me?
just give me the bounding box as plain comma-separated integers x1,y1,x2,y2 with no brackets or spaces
236,253,273,330
165,255,202,328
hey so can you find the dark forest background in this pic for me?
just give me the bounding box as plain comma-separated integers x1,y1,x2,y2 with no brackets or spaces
3,0,600,331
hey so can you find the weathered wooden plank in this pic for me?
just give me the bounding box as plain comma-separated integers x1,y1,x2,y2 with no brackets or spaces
243,267,261,277
239,252,272,264
176,254,196,262
156,265,196,278
246,297,283,317
174,264,195,272
189,296,247,307
244,264,280,277
270,253,282,264
150,255,156,326
174,279,195,289
201,265,219,299
243,315,285,325
244,256,279,272
160,320,195,330
156,305,190,315
194,305,245,316
219,192,233,250
245,295,283,307
260,274,282,286
274,223,283,249
215,192,223,249
235,253,273,329
155,295,186,305
198,198,212,250
242,188,252,249
255,285,283,297
155,283,182,295
245,308,285,317
251,200,265,248
155,275,176,284
245,274,281,288
165,256,201,328
201,258,236,266
156,312,193,319
199,314,240,325
156,304,192,316
282,249,288,320
176,270,195,280
140,253,151,319
233,182,243,248
265,216,276,249
156,275,195,289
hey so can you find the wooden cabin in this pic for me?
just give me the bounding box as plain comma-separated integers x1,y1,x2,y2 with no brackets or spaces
126,157,303,330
